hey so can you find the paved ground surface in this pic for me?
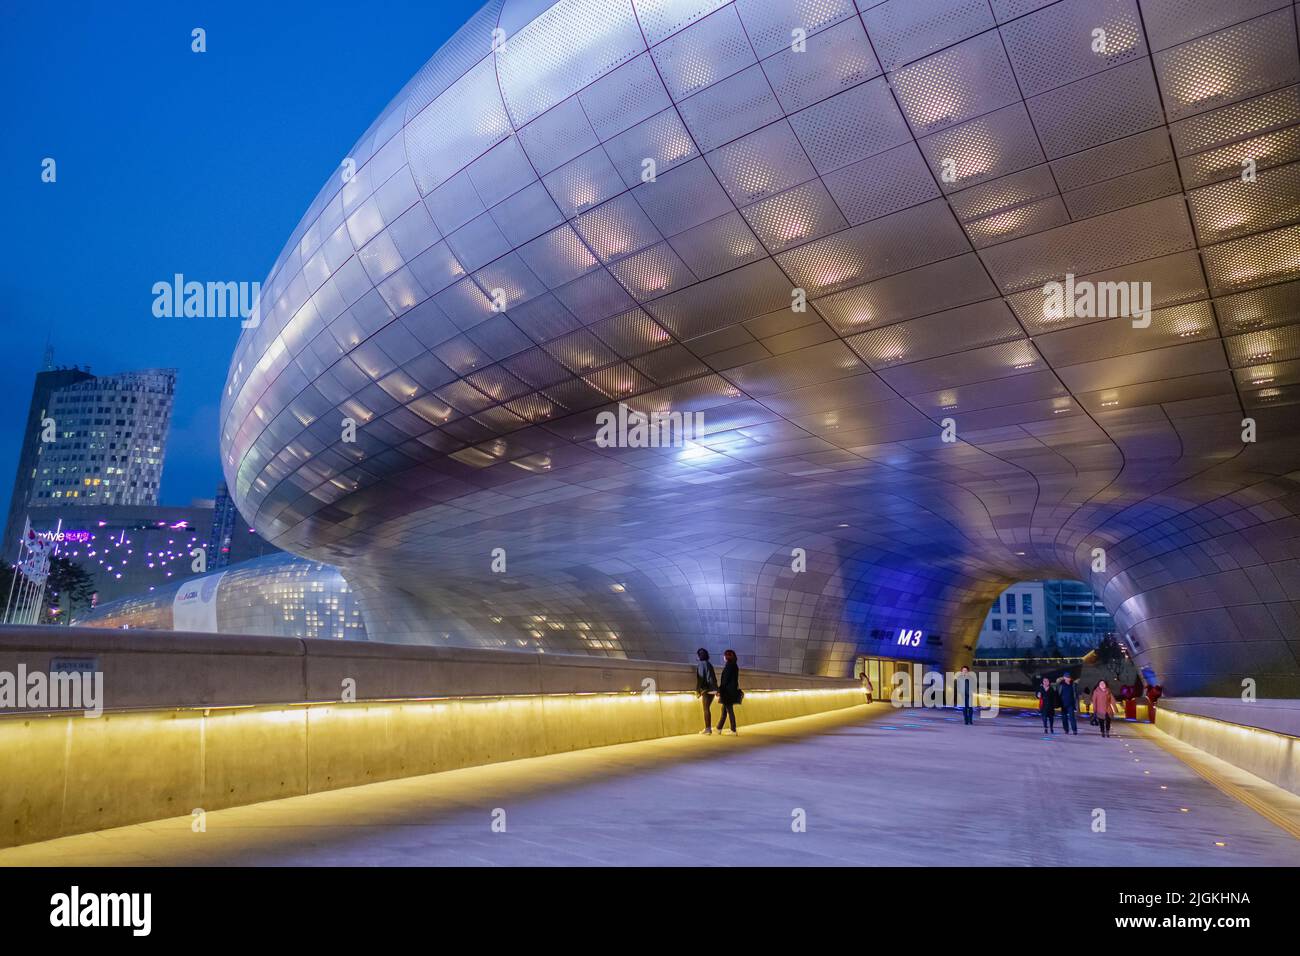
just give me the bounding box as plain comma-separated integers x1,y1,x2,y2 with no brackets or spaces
4,703,1298,866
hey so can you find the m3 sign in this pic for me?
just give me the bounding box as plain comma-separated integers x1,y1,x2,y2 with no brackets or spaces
896,628,924,647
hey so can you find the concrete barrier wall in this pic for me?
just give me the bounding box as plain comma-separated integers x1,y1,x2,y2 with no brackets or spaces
1153,700,1300,795
0,625,852,711
0,626,864,848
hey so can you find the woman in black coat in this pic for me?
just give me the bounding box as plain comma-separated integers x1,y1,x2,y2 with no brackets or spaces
716,649,742,735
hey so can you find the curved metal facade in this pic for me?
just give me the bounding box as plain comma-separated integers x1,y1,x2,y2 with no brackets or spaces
220,0,1300,694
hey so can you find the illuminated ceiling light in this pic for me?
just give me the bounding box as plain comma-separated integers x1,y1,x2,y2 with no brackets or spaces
976,209,1025,237
1184,76,1230,105
610,583,625,592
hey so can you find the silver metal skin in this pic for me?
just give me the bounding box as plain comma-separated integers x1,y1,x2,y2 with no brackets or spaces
219,1,1300,695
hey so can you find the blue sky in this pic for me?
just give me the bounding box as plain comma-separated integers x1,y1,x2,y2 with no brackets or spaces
0,0,475,506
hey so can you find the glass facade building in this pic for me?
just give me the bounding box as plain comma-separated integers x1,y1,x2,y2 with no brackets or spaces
74,552,368,640
977,579,1116,652
3,363,94,555
30,368,175,509
211,0,1300,695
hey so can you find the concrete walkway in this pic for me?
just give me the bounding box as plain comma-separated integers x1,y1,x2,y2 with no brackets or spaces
3,703,1297,866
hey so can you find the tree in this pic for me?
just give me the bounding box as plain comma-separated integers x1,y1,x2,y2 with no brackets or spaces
1093,634,1127,682
0,557,94,625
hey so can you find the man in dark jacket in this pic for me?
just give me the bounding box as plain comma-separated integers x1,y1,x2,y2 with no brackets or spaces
956,665,975,724
695,648,718,735
1057,674,1079,735
1036,676,1057,734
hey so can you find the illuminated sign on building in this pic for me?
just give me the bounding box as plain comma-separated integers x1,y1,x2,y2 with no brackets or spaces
896,628,924,647
172,571,225,633
36,530,92,544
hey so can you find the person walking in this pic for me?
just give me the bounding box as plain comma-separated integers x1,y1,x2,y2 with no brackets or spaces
956,665,975,724
716,648,743,735
1058,673,1079,735
695,648,718,735
1091,679,1116,737
860,668,874,704
1036,676,1057,734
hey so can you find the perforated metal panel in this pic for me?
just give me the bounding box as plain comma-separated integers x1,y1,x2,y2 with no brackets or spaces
1203,224,1300,293
736,0,857,58
1000,0,1146,97
740,179,848,252
821,142,940,224
1025,59,1165,158
666,210,765,277
495,0,645,125
919,103,1046,192
1189,161,1300,243
759,15,880,112
1152,9,1300,120
891,30,1021,136
1139,0,1288,53
787,77,911,173
650,4,755,100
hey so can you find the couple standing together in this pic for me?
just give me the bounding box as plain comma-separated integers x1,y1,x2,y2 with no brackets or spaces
695,648,742,735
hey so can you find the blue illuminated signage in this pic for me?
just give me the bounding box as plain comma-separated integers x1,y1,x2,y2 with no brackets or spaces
896,628,923,647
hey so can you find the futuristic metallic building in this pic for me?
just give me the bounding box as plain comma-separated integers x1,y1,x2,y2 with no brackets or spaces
220,0,1300,694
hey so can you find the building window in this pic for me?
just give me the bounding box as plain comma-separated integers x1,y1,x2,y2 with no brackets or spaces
1022,593,1032,615
992,619,1002,632
1007,619,1017,632
1005,594,1015,614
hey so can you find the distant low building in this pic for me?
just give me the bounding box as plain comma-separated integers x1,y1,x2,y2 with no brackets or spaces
21,491,280,607
72,552,367,640
976,580,1115,655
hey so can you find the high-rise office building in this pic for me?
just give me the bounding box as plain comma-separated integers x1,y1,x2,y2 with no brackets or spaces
3,359,94,555
27,368,176,513
207,481,237,571
205,480,278,570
